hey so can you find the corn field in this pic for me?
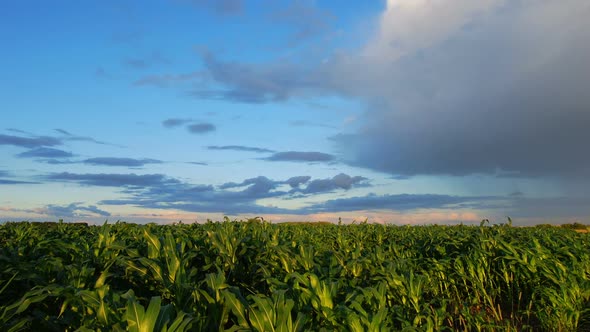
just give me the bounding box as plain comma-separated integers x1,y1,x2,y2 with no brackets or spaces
1,219,589,331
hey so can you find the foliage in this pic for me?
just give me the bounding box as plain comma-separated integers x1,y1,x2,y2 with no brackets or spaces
1,220,589,331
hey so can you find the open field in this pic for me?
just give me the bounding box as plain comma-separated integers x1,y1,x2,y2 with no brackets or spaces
1,220,589,331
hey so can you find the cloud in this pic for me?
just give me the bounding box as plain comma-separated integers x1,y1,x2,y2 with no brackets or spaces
270,1,334,44
305,193,498,213
98,173,367,214
207,145,275,153
0,134,61,148
187,161,208,166
294,173,367,194
0,179,39,185
45,172,179,187
170,1,590,181
162,118,192,128
182,0,243,16
187,123,216,134
285,176,311,188
16,147,74,158
54,128,118,146
82,157,162,167
189,50,316,103
134,72,202,88
40,203,111,218
289,120,336,129
265,151,335,163
122,51,170,69
327,0,590,178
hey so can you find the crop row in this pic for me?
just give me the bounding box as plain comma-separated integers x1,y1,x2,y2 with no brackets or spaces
1,219,589,331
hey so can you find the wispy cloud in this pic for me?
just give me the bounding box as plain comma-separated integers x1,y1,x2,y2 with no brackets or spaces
0,134,61,148
269,1,334,45
16,147,74,159
45,172,179,187
162,118,192,128
40,203,111,218
182,0,243,16
305,193,501,213
289,120,336,129
0,179,40,185
207,145,275,153
134,72,202,88
54,128,119,147
82,157,162,167
265,151,335,163
187,123,216,134
122,51,170,69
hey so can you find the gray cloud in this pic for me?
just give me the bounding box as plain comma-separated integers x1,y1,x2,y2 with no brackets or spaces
189,50,316,103
172,1,590,182
187,123,216,134
17,147,74,159
41,203,111,218
0,179,39,185
162,118,192,128
0,134,61,148
45,172,179,187
98,172,367,214
83,157,162,167
285,175,311,188
207,145,275,153
305,193,498,213
294,173,367,194
326,1,590,179
265,151,335,163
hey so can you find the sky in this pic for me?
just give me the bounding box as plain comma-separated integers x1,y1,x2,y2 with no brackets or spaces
1,0,589,225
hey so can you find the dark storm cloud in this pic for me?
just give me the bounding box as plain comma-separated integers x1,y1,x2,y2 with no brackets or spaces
171,1,590,180
82,157,162,167
162,118,192,128
16,147,74,158
327,1,590,179
0,134,61,148
45,172,179,187
265,151,335,163
187,123,216,134
207,145,275,153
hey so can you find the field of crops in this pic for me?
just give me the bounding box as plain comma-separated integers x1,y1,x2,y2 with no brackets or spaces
1,220,589,331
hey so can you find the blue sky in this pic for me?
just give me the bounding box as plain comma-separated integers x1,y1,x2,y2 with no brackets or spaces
1,0,589,225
